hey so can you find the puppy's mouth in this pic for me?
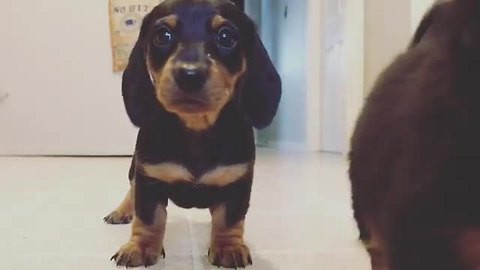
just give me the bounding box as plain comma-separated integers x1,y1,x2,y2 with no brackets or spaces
181,97,204,106
169,95,212,113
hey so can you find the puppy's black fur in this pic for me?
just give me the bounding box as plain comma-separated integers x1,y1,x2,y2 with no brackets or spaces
350,0,480,269
106,0,281,268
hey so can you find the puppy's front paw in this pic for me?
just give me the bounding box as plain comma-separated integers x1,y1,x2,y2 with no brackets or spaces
208,243,252,268
103,211,133,224
111,241,165,268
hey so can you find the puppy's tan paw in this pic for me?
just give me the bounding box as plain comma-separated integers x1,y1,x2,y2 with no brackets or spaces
111,241,165,268
208,244,252,268
103,211,133,225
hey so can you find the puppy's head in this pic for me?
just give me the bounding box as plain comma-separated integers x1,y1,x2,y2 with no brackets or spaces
139,0,254,130
122,0,281,131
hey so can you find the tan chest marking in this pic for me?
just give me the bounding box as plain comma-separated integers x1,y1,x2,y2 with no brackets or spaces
142,163,194,184
199,164,250,187
141,162,250,187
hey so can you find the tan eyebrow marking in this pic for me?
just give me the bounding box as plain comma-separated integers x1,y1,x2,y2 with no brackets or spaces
211,15,227,29
162,14,178,28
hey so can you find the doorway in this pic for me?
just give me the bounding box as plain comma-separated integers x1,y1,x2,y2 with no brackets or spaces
245,0,351,153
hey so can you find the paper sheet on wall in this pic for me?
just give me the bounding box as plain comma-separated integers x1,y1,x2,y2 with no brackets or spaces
109,0,162,72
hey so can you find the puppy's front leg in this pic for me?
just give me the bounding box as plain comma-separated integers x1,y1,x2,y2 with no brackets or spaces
104,185,134,224
112,175,168,268
104,156,136,224
208,179,253,268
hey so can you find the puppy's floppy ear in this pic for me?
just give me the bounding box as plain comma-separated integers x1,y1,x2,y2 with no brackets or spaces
121,12,157,127
240,32,282,130
229,0,245,10
410,4,437,48
223,4,281,129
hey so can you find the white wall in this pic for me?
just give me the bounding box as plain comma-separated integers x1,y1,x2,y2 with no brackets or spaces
0,0,137,155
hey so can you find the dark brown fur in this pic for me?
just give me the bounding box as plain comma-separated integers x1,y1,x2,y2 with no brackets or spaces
349,0,480,269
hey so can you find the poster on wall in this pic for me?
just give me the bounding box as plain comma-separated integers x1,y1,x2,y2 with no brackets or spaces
109,0,162,72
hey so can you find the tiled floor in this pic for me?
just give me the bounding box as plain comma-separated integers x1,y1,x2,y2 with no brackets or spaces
0,149,370,270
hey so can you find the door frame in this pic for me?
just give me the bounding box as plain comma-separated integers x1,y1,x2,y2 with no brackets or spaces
305,0,323,152
305,0,365,153
344,0,365,154
307,0,435,154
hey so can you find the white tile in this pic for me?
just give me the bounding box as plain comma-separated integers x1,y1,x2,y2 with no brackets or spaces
0,149,370,269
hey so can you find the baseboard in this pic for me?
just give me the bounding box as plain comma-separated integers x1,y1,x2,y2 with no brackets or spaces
257,140,316,152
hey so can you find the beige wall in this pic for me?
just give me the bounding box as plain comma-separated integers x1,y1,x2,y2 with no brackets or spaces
411,0,436,32
364,0,412,94
345,0,365,148
364,0,437,95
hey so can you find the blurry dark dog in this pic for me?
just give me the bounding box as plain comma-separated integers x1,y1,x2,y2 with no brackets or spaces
103,0,281,268
350,0,480,269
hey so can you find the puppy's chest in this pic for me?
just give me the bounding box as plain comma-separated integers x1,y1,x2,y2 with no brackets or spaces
141,161,251,188
139,129,254,187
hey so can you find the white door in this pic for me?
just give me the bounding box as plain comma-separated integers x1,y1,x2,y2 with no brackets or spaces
0,0,138,155
322,0,347,153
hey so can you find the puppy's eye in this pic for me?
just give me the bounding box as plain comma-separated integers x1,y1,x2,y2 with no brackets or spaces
154,26,173,47
216,27,238,49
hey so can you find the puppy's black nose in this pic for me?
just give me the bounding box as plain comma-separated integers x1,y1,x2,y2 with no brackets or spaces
174,67,207,93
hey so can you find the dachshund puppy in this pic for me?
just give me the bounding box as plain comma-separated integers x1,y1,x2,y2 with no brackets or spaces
350,0,480,269
103,0,281,268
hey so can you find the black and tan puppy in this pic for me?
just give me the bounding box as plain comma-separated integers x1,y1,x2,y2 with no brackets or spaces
350,0,480,269
103,0,281,268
